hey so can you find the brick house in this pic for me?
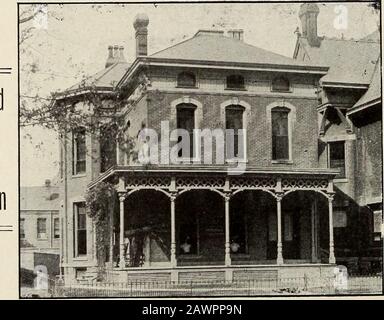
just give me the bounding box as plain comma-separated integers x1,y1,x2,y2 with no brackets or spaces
293,3,382,273
55,4,381,284
20,180,61,276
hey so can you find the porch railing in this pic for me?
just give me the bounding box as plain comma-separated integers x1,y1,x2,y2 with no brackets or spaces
48,274,382,298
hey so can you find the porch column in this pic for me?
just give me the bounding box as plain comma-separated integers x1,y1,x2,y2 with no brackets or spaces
118,193,126,269
328,194,336,264
170,193,177,267
311,198,318,263
276,194,284,265
224,194,231,266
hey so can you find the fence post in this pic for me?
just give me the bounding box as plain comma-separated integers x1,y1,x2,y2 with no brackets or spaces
304,274,308,292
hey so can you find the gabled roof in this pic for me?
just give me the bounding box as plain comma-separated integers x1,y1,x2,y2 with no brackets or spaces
150,33,326,69
348,58,381,115
57,62,130,97
20,186,60,211
296,32,380,86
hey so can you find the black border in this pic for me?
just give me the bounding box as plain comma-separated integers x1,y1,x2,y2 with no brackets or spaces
17,0,384,300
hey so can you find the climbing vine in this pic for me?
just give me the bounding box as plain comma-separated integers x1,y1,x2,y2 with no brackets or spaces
85,181,116,277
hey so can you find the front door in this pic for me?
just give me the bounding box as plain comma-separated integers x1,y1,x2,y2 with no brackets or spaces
282,211,300,259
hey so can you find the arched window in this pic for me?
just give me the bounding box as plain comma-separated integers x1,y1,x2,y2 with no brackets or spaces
271,107,290,160
176,103,196,158
225,105,245,159
226,75,245,90
177,72,196,88
272,76,290,92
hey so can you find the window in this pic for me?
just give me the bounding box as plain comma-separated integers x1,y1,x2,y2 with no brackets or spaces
74,203,87,256
54,218,60,239
72,128,86,175
100,124,117,173
176,104,196,158
225,105,245,159
272,76,290,92
373,210,382,242
179,215,199,255
177,72,196,88
329,141,345,178
272,107,290,160
226,75,245,90
333,208,347,228
284,212,293,241
230,214,247,254
20,218,25,239
37,218,47,239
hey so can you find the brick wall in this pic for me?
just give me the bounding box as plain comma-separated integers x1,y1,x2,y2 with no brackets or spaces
146,90,320,169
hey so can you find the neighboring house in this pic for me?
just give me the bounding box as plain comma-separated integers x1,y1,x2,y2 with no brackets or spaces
293,3,382,273
20,180,61,277
54,5,381,285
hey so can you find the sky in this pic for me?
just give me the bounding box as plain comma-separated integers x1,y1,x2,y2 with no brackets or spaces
20,2,379,186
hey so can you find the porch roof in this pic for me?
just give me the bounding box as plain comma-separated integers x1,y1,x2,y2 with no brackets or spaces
88,165,339,190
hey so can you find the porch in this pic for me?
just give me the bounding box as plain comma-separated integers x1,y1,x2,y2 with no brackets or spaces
97,166,338,281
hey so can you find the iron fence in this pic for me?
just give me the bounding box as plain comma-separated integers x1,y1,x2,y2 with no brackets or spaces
47,274,382,298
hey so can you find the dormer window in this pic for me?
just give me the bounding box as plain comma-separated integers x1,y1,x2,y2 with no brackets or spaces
272,76,290,92
177,72,196,88
226,75,245,90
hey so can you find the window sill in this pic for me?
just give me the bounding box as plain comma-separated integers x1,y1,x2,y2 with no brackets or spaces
271,160,293,164
226,158,248,164
225,87,247,91
72,173,87,178
334,178,348,183
271,89,292,93
176,157,201,164
73,256,88,261
175,86,198,89
37,237,48,241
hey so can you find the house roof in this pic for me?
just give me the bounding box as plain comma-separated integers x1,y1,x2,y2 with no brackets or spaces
20,186,60,211
348,58,381,115
150,32,326,69
57,62,130,97
297,32,380,86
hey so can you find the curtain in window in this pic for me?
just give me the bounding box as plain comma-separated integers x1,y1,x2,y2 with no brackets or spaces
73,128,86,174
226,106,244,158
176,104,195,158
272,108,289,160
76,203,87,256
37,218,47,239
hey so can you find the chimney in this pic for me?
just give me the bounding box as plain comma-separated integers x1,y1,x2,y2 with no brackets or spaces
228,29,244,41
105,45,115,68
299,3,321,47
45,179,51,187
133,13,149,57
118,46,126,62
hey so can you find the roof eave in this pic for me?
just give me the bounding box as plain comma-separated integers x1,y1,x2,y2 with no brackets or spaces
347,97,381,116
320,81,369,90
54,86,115,101
117,56,329,88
